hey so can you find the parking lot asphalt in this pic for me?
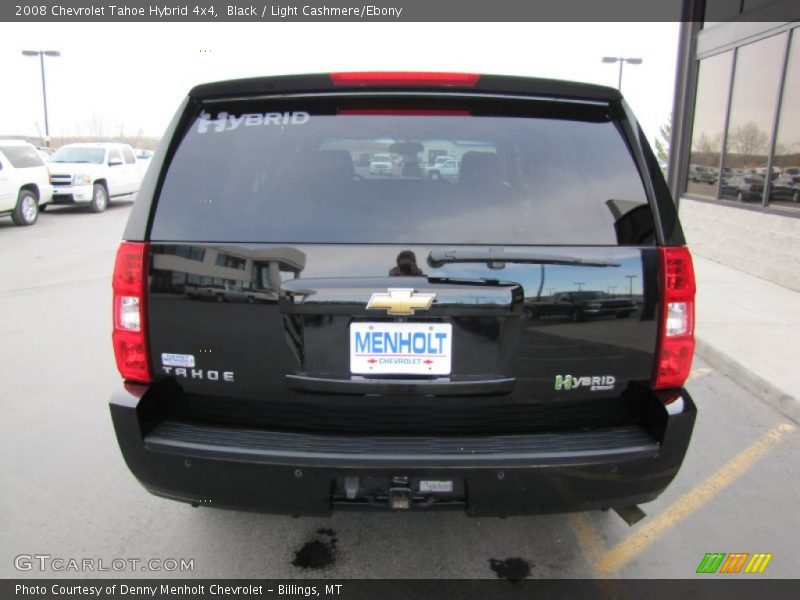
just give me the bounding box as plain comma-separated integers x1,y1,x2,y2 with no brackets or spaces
1,203,798,580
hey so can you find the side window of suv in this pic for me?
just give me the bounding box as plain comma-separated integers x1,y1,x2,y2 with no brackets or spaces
121,147,136,165
108,148,122,165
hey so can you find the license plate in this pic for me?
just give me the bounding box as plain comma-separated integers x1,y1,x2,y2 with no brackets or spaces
350,322,452,375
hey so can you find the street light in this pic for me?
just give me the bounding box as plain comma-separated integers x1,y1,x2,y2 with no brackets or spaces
22,50,61,146
625,274,638,297
602,56,642,91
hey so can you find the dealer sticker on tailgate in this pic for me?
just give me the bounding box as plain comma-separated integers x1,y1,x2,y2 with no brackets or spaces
350,322,452,375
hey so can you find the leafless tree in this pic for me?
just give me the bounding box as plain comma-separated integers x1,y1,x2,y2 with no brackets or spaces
88,113,105,139
693,131,723,154
727,122,769,156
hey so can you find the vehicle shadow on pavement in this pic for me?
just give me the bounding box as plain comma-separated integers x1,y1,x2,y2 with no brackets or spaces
43,199,136,215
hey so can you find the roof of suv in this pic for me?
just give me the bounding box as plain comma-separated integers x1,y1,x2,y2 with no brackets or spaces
0,139,36,146
58,142,130,148
189,72,623,103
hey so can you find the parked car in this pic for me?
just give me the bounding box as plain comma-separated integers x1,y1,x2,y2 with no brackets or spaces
49,142,142,212
525,291,638,322
35,146,55,162
110,72,697,518
720,175,764,202
782,166,800,179
770,177,800,203
369,153,393,176
185,282,277,303
689,165,716,184
133,148,154,178
0,140,53,226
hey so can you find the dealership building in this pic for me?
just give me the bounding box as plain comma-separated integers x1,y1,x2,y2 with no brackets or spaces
669,1,799,290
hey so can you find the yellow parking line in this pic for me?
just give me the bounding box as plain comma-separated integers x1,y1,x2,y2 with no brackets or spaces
596,422,796,575
570,513,630,598
570,513,605,568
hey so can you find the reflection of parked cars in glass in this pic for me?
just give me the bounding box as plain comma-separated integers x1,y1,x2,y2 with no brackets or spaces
185,282,277,303
426,156,459,181
771,176,800,203
720,175,764,202
369,153,393,176
689,165,716,184
525,291,637,322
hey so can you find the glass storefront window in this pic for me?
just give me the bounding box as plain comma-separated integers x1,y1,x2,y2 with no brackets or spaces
720,34,785,205
771,29,800,210
686,51,733,199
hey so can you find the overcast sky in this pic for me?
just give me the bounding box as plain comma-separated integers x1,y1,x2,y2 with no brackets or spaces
0,22,679,145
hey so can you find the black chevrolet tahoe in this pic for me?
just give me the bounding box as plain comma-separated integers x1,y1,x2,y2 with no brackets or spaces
110,72,696,517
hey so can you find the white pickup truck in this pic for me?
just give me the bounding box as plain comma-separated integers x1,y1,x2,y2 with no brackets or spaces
425,155,459,181
48,143,142,212
0,140,53,226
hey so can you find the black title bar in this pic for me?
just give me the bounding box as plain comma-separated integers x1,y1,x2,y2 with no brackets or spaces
6,0,798,22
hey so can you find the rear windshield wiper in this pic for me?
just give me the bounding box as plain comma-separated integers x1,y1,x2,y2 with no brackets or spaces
427,248,620,269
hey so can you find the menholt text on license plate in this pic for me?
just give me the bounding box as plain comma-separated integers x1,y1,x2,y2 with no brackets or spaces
350,322,452,375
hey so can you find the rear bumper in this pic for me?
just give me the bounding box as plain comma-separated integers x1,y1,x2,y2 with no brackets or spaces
110,384,695,516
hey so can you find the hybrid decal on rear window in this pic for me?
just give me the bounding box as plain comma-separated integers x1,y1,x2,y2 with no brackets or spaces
554,374,616,392
196,111,310,133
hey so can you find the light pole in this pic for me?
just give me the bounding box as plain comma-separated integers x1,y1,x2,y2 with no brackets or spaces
602,56,642,91
625,274,637,297
574,282,585,291
22,50,61,146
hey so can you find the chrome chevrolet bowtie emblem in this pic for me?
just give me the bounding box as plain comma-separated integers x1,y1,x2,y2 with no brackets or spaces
366,288,436,316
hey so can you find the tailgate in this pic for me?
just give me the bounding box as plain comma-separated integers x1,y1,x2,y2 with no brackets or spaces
147,243,658,433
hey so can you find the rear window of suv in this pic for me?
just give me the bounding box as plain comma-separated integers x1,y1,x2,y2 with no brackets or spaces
152,99,654,245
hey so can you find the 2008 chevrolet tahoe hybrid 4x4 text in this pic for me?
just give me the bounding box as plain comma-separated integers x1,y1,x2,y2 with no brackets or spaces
110,72,696,517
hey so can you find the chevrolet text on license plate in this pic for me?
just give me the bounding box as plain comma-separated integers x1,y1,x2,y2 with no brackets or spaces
350,322,452,375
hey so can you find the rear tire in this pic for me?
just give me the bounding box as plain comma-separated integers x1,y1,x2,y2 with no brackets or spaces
11,189,39,226
89,183,109,213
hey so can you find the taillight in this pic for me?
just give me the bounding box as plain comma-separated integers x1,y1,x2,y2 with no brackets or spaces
112,242,151,383
653,246,696,390
330,72,480,87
